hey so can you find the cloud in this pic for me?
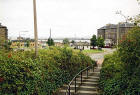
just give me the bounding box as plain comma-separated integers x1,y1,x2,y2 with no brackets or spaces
0,0,139,39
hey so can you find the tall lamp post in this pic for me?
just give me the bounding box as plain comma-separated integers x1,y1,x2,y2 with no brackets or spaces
33,0,38,57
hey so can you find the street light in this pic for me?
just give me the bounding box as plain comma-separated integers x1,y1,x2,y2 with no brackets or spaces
33,0,38,57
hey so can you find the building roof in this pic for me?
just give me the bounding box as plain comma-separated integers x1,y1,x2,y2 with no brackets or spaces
98,23,134,30
0,23,7,28
73,42,90,46
11,39,35,42
119,23,134,28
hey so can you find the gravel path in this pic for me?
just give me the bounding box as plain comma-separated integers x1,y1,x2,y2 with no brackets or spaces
88,48,116,61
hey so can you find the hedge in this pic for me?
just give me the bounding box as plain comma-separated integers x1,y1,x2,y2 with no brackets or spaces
0,47,95,95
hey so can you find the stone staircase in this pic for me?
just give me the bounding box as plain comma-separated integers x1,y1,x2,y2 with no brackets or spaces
57,66,101,95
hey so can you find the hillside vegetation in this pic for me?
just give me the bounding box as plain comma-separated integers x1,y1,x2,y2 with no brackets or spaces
0,47,95,95
99,27,140,95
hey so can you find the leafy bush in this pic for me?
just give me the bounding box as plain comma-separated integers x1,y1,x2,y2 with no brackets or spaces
99,27,140,95
99,52,140,95
0,47,95,95
0,53,43,95
118,27,140,75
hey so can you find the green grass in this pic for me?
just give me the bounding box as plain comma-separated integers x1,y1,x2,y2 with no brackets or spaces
51,46,104,54
82,49,104,54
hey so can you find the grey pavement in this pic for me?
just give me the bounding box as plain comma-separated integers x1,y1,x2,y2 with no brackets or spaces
88,48,116,61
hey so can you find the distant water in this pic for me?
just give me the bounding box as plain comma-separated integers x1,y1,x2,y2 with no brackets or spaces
54,39,90,43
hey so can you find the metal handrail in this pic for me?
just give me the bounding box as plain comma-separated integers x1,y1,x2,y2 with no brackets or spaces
65,64,95,95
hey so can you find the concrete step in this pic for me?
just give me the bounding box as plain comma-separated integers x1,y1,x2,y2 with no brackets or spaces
77,72,100,77
76,86,98,91
76,78,99,83
79,82,98,87
75,90,98,95
80,76,99,79
79,85,98,89
57,66,101,95
94,69,101,72
61,84,80,90
58,86,99,95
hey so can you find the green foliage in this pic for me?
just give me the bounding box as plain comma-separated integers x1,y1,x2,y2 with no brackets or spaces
99,27,140,95
71,40,75,44
118,27,140,75
3,40,12,50
129,14,140,26
99,52,140,95
0,47,95,95
0,38,11,50
26,40,30,47
90,35,97,48
63,38,69,45
97,37,105,48
47,38,54,46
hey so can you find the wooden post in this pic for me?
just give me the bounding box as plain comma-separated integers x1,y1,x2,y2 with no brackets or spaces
33,0,38,57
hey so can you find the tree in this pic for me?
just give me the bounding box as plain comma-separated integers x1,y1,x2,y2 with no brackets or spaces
128,1,140,26
90,35,97,48
0,39,3,49
97,37,104,48
129,14,140,26
47,38,54,46
26,40,30,47
118,27,140,75
137,0,140,4
71,40,75,44
4,40,12,50
63,38,69,45
0,37,5,49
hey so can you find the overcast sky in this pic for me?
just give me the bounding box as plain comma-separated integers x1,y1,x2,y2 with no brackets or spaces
0,0,140,39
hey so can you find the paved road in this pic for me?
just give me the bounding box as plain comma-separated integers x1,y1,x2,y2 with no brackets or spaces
88,48,116,61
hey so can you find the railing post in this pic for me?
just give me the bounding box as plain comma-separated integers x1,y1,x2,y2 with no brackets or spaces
68,85,70,95
93,64,94,72
81,72,82,84
87,68,88,78
75,77,76,93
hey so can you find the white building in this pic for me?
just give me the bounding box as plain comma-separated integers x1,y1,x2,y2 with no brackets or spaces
104,39,113,46
72,42,91,50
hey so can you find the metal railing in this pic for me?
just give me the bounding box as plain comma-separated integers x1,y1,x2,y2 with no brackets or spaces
65,64,95,95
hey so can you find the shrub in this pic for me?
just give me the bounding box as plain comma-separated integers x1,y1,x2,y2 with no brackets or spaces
0,54,43,95
118,27,140,75
99,27,140,94
0,47,95,95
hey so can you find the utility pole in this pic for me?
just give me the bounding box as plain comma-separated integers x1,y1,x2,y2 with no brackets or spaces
117,23,120,48
116,11,129,49
33,0,38,57
50,28,51,39
19,32,21,48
